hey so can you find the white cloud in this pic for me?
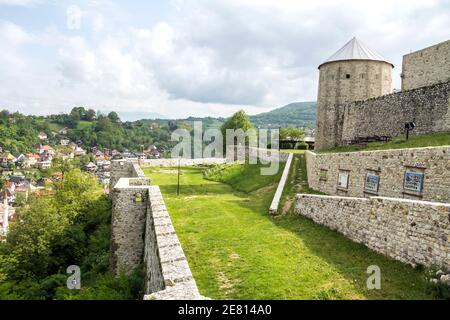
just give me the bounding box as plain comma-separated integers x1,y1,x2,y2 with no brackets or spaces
0,0,41,6
0,0,449,118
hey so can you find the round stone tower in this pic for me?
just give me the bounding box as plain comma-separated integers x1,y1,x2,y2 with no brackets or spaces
315,37,394,150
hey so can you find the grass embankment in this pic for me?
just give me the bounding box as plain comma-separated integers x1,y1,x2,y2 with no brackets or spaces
144,163,434,300
203,162,285,193
279,152,326,214
319,131,450,154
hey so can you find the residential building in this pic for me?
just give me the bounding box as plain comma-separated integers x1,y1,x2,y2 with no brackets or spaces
38,131,48,140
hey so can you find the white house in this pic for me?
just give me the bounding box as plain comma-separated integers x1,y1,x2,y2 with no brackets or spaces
38,131,48,140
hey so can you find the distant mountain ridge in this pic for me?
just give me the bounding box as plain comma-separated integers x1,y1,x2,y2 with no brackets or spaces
140,101,317,129
249,101,316,128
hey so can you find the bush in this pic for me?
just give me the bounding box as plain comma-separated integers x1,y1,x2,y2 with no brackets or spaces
425,268,450,300
0,168,142,300
295,142,309,150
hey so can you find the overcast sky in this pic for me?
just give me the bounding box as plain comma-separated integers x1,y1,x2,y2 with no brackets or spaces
0,0,449,120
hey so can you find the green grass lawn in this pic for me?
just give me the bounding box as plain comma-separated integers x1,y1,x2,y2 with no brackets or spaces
279,149,308,154
319,131,450,154
77,121,95,129
203,162,285,193
48,122,64,132
144,165,434,300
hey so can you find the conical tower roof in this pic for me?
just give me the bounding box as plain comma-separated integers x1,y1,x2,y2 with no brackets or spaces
319,37,394,69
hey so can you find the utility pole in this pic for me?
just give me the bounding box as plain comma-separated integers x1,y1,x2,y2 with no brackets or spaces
177,158,181,196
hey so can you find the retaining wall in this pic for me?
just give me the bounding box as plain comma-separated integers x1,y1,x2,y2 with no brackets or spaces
295,194,450,269
306,146,450,203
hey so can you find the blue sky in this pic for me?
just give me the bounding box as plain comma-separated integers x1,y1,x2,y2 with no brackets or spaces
0,0,449,120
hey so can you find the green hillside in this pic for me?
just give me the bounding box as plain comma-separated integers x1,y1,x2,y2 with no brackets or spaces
249,102,316,129
142,101,317,130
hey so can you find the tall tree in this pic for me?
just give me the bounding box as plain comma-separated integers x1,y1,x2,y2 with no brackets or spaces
107,112,120,123
220,110,254,137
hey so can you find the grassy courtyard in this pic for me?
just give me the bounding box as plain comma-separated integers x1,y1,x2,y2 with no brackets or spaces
143,163,434,300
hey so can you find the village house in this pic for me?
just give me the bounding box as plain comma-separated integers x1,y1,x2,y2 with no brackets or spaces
58,127,69,135
73,146,86,156
14,181,37,202
134,152,146,160
38,131,48,140
37,160,52,170
4,182,15,201
82,162,97,173
35,144,55,156
0,152,15,165
23,153,40,168
144,145,161,158
13,153,26,162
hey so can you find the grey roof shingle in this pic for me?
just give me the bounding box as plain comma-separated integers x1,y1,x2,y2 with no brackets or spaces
319,37,393,68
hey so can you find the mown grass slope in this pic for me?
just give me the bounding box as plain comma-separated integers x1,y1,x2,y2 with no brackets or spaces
144,165,434,300
203,162,285,193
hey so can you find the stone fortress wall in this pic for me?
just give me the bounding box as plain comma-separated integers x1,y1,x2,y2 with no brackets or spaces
402,40,450,91
110,160,205,299
138,157,227,169
110,151,292,299
306,146,450,203
338,81,450,145
316,39,450,150
298,145,450,269
295,194,450,269
316,60,393,149
301,38,450,270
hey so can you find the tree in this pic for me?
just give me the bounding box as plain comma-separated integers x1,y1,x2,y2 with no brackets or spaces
279,128,306,150
0,177,5,191
220,110,254,149
221,110,253,138
107,112,120,123
85,109,97,121
3,169,101,280
95,116,113,132
279,127,306,141
51,157,74,181
70,107,86,122
5,196,64,279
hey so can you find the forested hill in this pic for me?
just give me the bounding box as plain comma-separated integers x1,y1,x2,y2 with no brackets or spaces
148,101,317,129
249,102,316,128
0,102,316,153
